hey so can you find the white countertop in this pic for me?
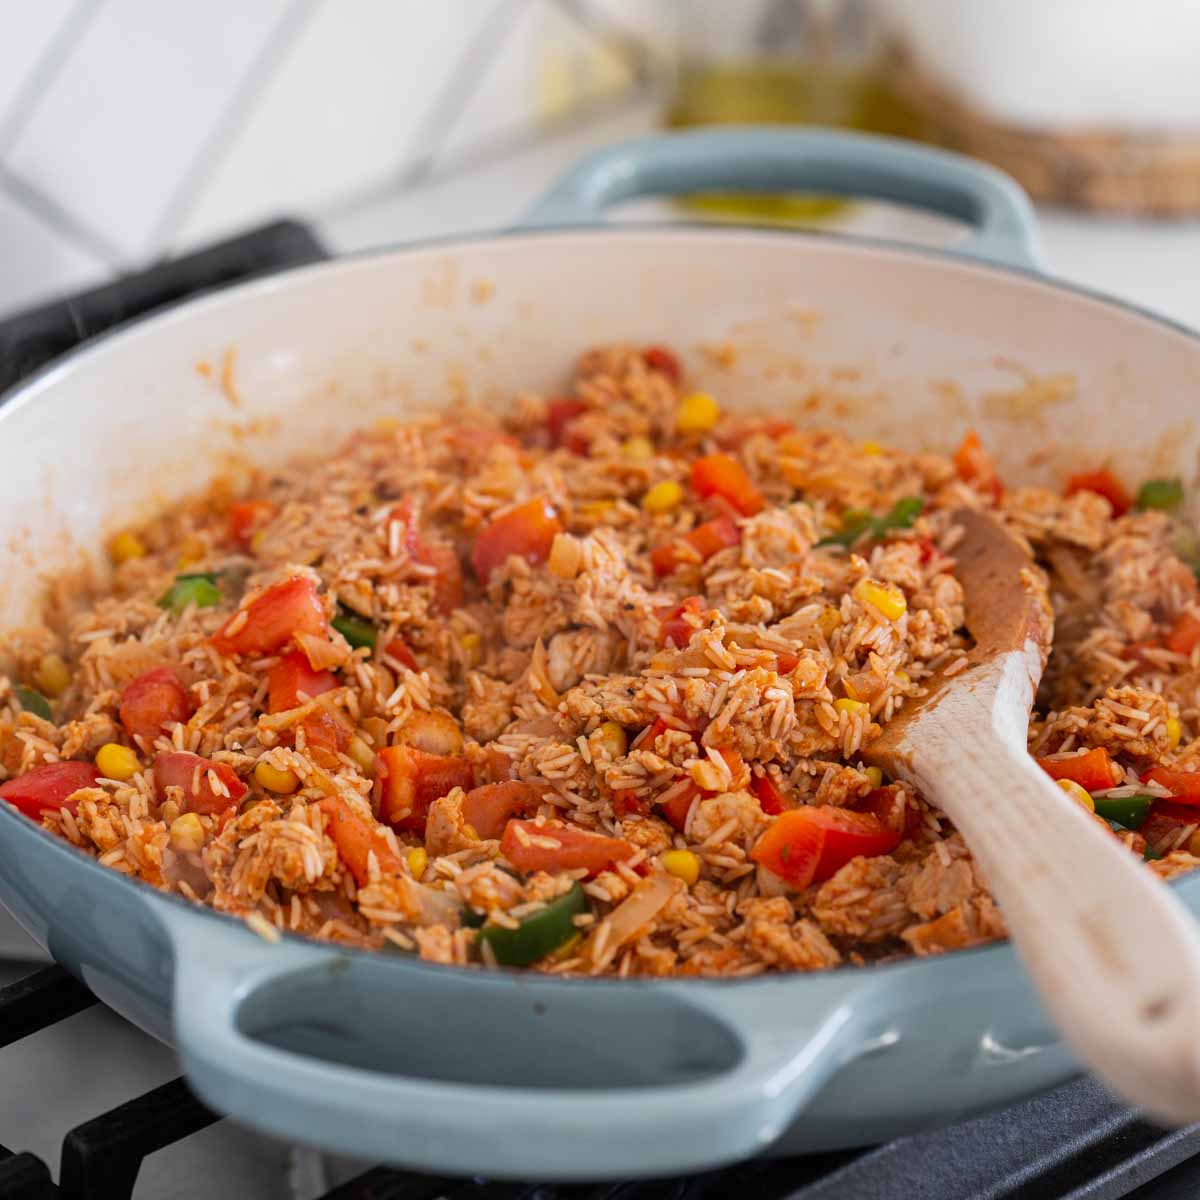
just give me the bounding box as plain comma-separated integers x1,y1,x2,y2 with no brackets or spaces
318,103,1200,333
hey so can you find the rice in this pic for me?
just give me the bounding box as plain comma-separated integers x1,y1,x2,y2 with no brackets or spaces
2,340,1198,977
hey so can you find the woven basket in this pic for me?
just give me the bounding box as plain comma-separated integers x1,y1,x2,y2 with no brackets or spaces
881,43,1200,217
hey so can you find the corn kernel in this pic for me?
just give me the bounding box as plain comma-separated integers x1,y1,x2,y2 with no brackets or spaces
110,531,146,564
661,849,701,887
374,417,401,434
642,480,684,513
676,392,721,436
34,653,70,698
577,499,615,522
176,534,206,569
460,631,482,667
1056,778,1095,812
865,766,883,789
621,436,654,461
407,847,428,878
95,742,139,781
1167,716,1183,750
817,606,841,638
861,440,884,456
835,697,869,717
249,529,268,554
895,669,911,685
254,760,300,794
854,578,907,621
169,812,205,853
349,736,375,772
592,720,628,759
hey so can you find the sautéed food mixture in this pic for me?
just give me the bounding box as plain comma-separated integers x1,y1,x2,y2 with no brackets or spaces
2,344,1199,976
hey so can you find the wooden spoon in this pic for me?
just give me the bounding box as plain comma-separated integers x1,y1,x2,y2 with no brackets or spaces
864,507,1200,1123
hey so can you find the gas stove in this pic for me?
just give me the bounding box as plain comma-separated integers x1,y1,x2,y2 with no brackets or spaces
0,221,1198,1200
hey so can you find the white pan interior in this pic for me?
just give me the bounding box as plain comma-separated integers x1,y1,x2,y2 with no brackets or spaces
1,227,1198,626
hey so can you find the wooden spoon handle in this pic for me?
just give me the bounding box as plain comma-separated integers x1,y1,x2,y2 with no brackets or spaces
908,707,1200,1122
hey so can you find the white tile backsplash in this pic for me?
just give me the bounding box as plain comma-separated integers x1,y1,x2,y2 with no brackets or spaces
431,0,637,173
0,0,82,147
172,0,502,249
0,185,107,317
4,0,293,260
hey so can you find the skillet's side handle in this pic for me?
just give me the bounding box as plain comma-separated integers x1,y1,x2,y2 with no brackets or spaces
165,907,883,1180
521,126,1044,272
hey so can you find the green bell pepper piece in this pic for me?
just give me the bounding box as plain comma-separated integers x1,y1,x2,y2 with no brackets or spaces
158,573,220,612
817,496,924,550
1136,477,1184,512
1092,794,1153,830
14,686,51,721
332,609,377,650
476,883,587,967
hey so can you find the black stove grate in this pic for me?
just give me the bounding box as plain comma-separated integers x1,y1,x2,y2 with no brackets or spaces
1,221,1199,1199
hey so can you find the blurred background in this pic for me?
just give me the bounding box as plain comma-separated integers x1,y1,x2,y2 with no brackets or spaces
1,0,1199,321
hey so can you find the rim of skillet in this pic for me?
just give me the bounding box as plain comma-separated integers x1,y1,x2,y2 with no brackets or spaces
4,218,1200,993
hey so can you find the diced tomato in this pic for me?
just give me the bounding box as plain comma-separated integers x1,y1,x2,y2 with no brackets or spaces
462,780,542,839
691,453,764,517
751,806,902,890
613,788,650,819
1037,747,1118,792
210,576,327,657
470,495,563,585
227,500,275,549
1123,639,1163,666
751,772,790,815
500,818,634,877
267,650,336,713
952,431,1004,502
1141,800,1200,855
650,514,741,576
0,761,99,820
1166,611,1200,657
658,784,698,833
383,637,418,671
153,750,247,815
774,652,799,675
119,667,192,741
319,795,402,887
546,398,588,454
1065,469,1131,518
642,345,681,385
856,785,924,840
389,500,464,614
657,596,704,649
374,744,474,834
300,710,350,768
1143,767,1200,803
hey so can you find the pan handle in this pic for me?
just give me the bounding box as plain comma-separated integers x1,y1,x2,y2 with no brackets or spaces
522,126,1044,271
165,906,882,1179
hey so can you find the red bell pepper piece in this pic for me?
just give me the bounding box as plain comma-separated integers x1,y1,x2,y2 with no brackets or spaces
227,499,275,549
374,744,473,834
650,514,741,576
462,781,542,840
1143,767,1200,804
691,453,764,517
1065,469,1131,517
319,795,403,886
546,398,588,453
952,430,1004,502
501,818,634,877
1166,612,1200,657
0,761,99,819
657,596,704,649
1037,747,1118,792
642,345,681,384
751,772,790,815
751,806,902,889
